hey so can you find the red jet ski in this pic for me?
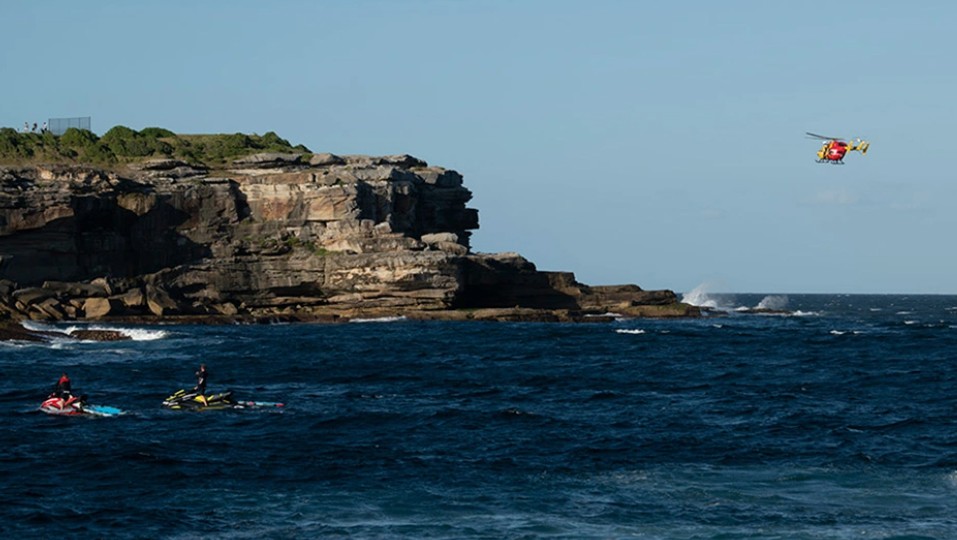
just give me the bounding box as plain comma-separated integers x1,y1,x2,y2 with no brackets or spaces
39,395,121,417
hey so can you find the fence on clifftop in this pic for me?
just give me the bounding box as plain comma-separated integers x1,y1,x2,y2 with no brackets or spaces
47,116,91,136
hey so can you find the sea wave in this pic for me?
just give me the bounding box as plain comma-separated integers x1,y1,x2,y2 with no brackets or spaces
349,316,407,323
20,321,168,341
682,286,802,315
756,295,788,311
946,471,957,488
5,295,957,538
681,284,722,309
586,312,623,318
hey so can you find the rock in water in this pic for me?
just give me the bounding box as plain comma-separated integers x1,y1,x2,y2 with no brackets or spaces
69,329,131,341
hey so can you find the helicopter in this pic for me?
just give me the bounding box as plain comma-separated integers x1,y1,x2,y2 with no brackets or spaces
806,132,870,164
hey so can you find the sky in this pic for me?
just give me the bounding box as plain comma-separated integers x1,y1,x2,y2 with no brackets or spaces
3,1,956,294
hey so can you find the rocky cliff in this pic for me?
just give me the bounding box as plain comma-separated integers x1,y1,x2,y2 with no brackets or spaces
0,153,697,323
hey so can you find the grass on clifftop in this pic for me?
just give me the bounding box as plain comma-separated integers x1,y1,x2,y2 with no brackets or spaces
0,126,311,169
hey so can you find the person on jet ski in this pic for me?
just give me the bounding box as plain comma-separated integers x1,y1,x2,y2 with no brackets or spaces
49,373,84,410
193,364,208,405
53,373,73,399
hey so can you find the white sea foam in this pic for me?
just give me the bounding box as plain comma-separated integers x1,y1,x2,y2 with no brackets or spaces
20,321,168,341
946,470,957,488
615,329,646,335
117,328,169,341
349,316,407,323
66,325,168,341
0,340,36,349
586,312,623,318
756,295,788,311
830,330,846,335
20,320,62,333
904,320,919,326
791,310,821,317
681,284,722,309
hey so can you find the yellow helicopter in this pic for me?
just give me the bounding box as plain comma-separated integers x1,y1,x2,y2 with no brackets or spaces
806,132,870,164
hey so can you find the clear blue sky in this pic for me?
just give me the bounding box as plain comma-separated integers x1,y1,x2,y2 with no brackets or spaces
4,1,956,294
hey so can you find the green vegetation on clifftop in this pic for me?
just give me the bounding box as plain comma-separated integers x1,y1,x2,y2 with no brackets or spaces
0,126,311,169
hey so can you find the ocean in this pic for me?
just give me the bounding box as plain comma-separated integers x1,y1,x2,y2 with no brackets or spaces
2,294,957,539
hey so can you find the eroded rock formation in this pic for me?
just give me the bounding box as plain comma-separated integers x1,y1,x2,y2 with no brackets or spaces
0,153,697,324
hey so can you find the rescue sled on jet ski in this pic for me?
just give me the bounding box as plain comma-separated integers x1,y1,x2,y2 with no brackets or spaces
39,395,122,417
162,389,283,411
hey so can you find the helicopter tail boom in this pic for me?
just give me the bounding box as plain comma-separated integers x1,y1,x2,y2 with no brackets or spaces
849,140,869,155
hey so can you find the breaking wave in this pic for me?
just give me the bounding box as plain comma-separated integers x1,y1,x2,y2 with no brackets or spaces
20,321,168,341
681,284,722,309
756,295,788,311
349,316,407,324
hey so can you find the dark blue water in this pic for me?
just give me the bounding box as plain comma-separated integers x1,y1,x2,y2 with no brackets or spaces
3,294,957,539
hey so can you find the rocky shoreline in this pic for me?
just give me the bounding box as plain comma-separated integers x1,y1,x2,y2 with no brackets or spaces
0,150,698,340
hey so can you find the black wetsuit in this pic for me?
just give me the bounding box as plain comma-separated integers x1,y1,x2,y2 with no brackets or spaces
54,379,72,399
194,368,208,396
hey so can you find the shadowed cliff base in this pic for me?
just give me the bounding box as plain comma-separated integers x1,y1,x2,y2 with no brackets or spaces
0,127,698,336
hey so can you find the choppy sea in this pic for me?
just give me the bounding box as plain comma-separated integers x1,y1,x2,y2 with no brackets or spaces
2,293,957,539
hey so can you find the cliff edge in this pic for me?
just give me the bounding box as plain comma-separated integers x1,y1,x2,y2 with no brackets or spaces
0,133,698,324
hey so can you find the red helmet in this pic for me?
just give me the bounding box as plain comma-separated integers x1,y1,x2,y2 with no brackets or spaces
59,374,70,383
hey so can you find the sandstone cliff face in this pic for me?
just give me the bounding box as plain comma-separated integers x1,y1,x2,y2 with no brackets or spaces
0,154,696,322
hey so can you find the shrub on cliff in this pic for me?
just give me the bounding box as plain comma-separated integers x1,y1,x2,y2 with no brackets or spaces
173,131,310,166
0,128,34,159
255,132,309,153
101,125,173,158
0,125,308,168
60,128,99,148
262,131,309,153
172,143,203,164
0,129,97,162
174,133,253,165
60,128,116,165
139,127,176,138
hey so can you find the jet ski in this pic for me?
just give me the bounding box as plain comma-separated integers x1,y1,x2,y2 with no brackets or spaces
162,389,284,411
39,395,122,417
162,389,237,410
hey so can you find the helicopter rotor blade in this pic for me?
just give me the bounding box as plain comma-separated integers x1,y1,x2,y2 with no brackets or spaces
805,132,843,141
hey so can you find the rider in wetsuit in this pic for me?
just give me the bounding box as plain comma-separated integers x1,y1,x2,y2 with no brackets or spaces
193,364,208,405
53,374,72,399
50,373,82,409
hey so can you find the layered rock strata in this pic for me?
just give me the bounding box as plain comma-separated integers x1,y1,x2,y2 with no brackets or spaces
0,154,697,325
